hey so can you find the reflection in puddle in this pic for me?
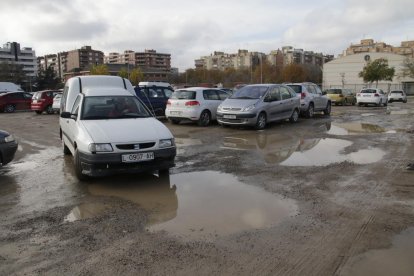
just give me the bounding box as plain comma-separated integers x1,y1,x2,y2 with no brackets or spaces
221,132,301,164
341,228,414,276
150,171,297,240
175,137,203,154
281,138,385,166
66,172,297,240
65,203,110,222
328,122,385,135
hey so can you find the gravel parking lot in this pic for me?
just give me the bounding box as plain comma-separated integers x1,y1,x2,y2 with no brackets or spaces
1,101,414,275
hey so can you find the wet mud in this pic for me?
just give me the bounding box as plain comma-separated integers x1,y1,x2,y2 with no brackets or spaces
0,100,414,275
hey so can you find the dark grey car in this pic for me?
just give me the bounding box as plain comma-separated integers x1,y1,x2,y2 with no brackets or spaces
216,84,300,130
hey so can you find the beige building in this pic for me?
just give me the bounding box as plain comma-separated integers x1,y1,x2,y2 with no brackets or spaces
37,54,59,76
58,46,104,78
105,49,171,71
342,39,414,58
323,52,414,94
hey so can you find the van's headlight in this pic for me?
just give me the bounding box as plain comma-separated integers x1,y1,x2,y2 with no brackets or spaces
242,104,255,112
159,139,174,148
88,143,113,152
4,135,15,143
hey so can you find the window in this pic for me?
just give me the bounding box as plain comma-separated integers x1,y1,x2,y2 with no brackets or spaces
280,87,292,100
203,90,220,100
163,88,173,98
268,87,281,101
71,95,81,115
306,85,316,94
217,90,230,100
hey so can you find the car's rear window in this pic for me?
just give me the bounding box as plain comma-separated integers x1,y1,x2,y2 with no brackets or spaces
360,89,376,94
171,90,196,100
390,91,403,95
32,92,41,100
286,85,302,94
326,89,341,94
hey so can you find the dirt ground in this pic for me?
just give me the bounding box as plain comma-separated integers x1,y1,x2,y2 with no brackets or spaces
1,101,414,276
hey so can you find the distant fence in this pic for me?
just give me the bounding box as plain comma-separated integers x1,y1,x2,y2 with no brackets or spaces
323,82,414,95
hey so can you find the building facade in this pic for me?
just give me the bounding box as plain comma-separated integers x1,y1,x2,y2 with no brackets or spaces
196,47,333,71
0,42,37,79
58,46,104,78
342,39,414,58
104,49,171,81
323,52,414,95
37,54,59,76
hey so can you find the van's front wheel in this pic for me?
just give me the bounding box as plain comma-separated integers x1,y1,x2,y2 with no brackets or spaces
74,149,88,181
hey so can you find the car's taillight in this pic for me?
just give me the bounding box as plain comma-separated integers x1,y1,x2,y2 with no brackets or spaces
301,92,306,99
185,101,200,106
167,100,171,106
374,94,379,97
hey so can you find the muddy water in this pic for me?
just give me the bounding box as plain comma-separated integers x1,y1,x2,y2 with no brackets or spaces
340,228,414,276
281,138,386,166
67,171,297,241
327,122,386,136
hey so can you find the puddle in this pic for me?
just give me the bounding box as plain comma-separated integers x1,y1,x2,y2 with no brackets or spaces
281,138,385,166
327,122,386,135
361,113,376,117
149,171,297,240
64,203,111,222
340,228,414,276
221,132,301,164
175,137,203,154
68,172,297,240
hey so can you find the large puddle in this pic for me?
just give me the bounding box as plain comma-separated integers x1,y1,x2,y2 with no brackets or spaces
281,138,385,166
327,122,386,136
340,228,414,276
66,171,297,240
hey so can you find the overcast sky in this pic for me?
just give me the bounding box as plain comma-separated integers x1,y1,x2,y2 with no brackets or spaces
1,0,413,71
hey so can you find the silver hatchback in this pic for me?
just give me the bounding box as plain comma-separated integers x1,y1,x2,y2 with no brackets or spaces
216,84,300,130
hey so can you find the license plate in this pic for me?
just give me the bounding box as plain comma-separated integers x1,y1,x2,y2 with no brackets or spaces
363,95,371,97
122,152,154,163
223,114,236,119
170,111,181,116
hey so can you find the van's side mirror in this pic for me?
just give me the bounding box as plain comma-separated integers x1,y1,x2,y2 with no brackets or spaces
61,112,76,120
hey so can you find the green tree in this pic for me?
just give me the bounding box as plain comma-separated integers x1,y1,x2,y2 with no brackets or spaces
118,68,129,79
36,66,61,90
129,68,144,86
358,58,395,87
90,64,109,75
0,61,26,84
401,58,414,78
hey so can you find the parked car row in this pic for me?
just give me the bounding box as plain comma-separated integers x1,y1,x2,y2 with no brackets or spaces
0,90,62,114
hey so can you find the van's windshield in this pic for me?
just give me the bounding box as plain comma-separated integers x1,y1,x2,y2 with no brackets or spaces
81,96,151,120
230,85,269,99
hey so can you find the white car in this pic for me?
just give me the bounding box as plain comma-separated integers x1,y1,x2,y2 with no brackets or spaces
60,76,176,180
357,88,388,107
165,87,230,126
52,93,62,113
388,90,407,103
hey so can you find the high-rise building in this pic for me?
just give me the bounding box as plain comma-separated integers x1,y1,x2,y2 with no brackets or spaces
37,54,59,76
58,46,104,78
0,42,37,79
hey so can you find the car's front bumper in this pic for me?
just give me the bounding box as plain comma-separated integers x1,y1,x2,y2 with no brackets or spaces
0,141,18,166
78,147,176,177
216,112,257,125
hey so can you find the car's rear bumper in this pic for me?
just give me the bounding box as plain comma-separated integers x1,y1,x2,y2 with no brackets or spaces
0,141,18,166
78,147,176,177
31,103,46,111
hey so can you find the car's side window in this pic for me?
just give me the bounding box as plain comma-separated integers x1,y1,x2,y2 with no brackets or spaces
24,93,33,99
280,87,292,100
268,87,281,101
306,85,316,94
163,88,173,98
217,90,230,100
203,90,220,100
71,95,81,115
314,85,322,95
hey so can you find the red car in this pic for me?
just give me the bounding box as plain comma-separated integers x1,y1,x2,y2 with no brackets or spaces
0,92,33,113
31,90,60,114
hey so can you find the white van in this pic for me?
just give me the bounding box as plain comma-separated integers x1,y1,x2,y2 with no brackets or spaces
59,76,176,180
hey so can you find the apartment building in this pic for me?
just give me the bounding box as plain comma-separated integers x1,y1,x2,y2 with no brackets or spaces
58,46,104,78
342,39,414,58
196,47,332,71
37,54,59,76
0,42,37,79
105,49,171,70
